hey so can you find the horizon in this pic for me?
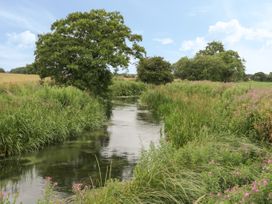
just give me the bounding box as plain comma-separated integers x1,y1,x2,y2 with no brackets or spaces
1,0,272,74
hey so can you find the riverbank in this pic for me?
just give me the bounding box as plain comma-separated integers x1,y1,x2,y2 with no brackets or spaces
0,84,106,157
81,81,272,204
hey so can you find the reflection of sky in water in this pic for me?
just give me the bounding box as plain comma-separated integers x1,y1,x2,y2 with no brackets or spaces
0,102,161,204
102,105,161,161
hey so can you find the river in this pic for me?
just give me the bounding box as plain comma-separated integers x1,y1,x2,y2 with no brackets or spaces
0,100,162,203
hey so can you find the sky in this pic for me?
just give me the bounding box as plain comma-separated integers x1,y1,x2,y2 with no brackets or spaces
0,0,272,74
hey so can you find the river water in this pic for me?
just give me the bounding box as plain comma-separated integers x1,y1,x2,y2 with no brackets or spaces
0,100,161,203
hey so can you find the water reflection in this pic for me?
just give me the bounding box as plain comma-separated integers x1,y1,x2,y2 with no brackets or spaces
0,100,161,204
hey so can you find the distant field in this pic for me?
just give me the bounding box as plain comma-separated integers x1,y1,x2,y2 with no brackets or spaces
0,73,40,84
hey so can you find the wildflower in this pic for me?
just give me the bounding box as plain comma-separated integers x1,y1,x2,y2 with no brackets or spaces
267,159,272,164
244,192,250,198
262,179,268,186
252,181,259,192
217,192,222,197
72,183,83,192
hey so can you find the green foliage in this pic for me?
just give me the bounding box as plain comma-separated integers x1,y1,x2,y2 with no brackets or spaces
251,72,272,82
137,56,174,85
35,9,145,96
9,64,37,74
197,41,225,56
0,84,105,156
109,79,146,97
173,41,245,82
0,68,5,73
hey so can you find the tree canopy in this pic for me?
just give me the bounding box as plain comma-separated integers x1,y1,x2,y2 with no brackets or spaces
173,41,245,82
35,9,145,96
137,56,173,85
251,72,272,82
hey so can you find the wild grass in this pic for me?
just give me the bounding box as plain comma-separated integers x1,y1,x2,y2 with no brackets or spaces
109,79,146,97
80,80,272,204
0,84,105,157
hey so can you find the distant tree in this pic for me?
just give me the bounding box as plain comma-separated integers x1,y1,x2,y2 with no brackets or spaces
174,41,245,82
137,56,173,85
35,9,145,96
191,55,226,81
10,64,37,74
218,50,245,82
172,57,191,79
251,72,268,81
268,72,272,82
0,68,5,73
197,41,225,56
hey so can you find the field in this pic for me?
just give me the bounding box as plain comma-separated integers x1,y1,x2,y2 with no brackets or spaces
0,73,40,84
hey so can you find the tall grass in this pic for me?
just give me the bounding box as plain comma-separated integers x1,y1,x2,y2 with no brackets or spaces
109,79,146,97
81,81,272,204
0,84,105,156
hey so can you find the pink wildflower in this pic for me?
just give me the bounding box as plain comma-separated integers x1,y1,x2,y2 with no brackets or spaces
244,192,250,198
263,179,268,186
72,183,83,192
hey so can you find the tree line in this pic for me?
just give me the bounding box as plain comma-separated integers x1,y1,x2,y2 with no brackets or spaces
1,9,271,95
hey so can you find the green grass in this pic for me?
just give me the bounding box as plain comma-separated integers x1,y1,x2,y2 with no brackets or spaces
0,84,106,156
109,79,146,97
79,80,272,204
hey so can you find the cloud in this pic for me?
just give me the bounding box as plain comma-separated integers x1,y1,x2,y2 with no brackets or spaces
209,19,272,44
7,31,37,48
0,31,36,70
180,19,272,74
153,38,174,45
180,37,206,53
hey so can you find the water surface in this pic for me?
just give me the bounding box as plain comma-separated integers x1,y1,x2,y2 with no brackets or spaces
0,100,161,203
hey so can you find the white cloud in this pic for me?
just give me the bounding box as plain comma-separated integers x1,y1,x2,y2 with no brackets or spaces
7,31,37,48
180,19,272,74
180,37,206,53
209,19,272,44
153,38,174,45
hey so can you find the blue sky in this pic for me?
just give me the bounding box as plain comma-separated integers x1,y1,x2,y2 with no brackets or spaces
1,0,272,74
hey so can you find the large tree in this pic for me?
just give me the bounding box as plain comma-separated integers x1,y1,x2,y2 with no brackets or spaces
35,10,145,95
137,57,173,85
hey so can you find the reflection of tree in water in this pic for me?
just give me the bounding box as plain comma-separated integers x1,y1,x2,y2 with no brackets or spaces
0,158,32,189
32,128,132,194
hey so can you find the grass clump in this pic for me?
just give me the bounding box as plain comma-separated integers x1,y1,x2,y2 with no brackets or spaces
0,84,105,157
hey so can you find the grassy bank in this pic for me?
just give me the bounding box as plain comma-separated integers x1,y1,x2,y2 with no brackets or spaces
109,79,146,97
80,81,272,204
0,84,105,157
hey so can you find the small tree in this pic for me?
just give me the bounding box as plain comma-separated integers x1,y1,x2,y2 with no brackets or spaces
137,57,173,85
35,9,145,96
0,68,5,73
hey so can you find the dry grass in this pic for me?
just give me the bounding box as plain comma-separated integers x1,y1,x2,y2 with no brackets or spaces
0,73,40,84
